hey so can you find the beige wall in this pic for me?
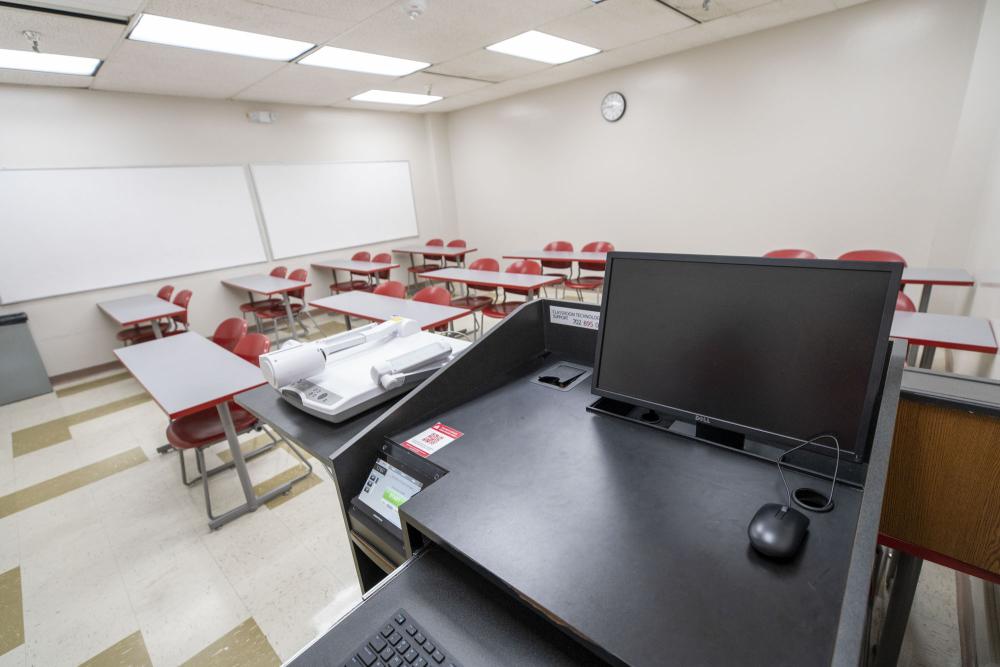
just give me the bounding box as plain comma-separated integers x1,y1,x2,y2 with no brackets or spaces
0,86,457,375
446,0,985,295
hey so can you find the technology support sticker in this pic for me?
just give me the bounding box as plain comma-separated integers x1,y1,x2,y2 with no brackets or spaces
402,422,464,458
549,305,600,330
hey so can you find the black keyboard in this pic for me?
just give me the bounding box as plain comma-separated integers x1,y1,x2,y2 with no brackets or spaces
340,608,462,667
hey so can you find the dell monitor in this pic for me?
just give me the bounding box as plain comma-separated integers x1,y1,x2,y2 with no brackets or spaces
592,253,901,462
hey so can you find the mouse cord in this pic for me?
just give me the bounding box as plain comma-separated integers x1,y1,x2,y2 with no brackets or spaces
776,434,841,511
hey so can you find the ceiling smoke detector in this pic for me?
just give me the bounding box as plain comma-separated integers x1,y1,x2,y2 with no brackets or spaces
403,0,427,20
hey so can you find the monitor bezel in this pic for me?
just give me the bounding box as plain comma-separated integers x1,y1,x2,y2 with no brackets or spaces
590,252,902,464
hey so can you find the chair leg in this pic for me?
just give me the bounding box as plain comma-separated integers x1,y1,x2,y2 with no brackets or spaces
196,448,218,522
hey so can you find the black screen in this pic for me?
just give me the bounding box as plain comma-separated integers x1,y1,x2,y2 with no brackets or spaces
593,256,898,457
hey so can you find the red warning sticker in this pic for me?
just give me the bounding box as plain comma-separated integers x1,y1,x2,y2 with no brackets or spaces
402,422,464,458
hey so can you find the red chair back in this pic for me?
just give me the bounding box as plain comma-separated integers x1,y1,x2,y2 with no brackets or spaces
287,268,308,300
156,284,174,301
269,266,288,278
413,286,452,306
542,241,573,270
351,251,371,262
764,249,816,260
374,280,406,298
837,250,907,266
233,333,271,366
172,289,192,327
212,317,247,352
372,252,393,280
470,258,499,272
580,241,614,272
896,292,916,312
508,260,542,275
423,238,445,261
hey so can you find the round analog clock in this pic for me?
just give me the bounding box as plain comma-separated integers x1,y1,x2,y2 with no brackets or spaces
601,91,626,122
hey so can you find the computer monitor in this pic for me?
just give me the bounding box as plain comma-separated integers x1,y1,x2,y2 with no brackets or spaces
591,253,901,462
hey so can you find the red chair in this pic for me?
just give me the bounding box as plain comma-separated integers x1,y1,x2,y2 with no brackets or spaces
408,239,445,284
837,250,907,266
896,292,916,312
168,333,310,523
541,241,573,297
239,266,288,322
257,268,316,339
211,317,247,352
372,252,394,281
445,239,468,267
484,260,542,320
450,258,498,335
116,284,178,345
373,280,406,298
128,289,193,345
331,251,372,294
565,242,614,302
414,286,456,333
764,249,817,259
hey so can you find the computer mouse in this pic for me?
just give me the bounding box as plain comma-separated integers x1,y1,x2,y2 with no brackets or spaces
748,503,810,559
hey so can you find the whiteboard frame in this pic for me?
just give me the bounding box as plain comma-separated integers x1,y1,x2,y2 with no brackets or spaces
248,159,421,261
0,163,270,305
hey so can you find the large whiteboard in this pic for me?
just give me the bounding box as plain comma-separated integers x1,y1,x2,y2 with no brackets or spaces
251,161,419,260
0,166,266,304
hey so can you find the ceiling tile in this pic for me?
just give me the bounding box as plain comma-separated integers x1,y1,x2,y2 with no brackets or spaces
9,0,143,19
0,6,125,57
139,0,391,44
661,0,731,21
542,0,694,50
428,48,552,83
245,0,396,21
93,39,284,98
327,0,592,64
233,63,388,105
391,71,491,97
0,68,92,86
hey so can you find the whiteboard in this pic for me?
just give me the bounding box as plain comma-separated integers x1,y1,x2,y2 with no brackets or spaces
251,161,419,260
0,166,266,304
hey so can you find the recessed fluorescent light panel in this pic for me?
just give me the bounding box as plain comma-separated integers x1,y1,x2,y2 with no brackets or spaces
299,46,428,76
351,90,443,106
128,14,313,61
0,47,100,75
486,30,600,64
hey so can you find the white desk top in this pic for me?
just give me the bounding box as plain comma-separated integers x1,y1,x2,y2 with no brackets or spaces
503,251,608,263
115,332,266,419
392,245,476,258
901,267,975,286
423,268,562,291
890,311,997,353
222,274,310,295
310,292,471,330
978,270,1000,288
98,295,185,326
311,259,400,273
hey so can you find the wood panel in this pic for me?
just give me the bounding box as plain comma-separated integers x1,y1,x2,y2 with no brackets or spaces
880,397,1000,576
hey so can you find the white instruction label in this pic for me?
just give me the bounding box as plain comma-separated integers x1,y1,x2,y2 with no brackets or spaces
549,306,600,330
402,422,463,458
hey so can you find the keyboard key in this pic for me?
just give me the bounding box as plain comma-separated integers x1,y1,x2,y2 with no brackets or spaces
403,648,418,663
431,650,444,663
381,625,394,638
387,632,402,646
396,640,410,654
423,643,435,654
405,625,417,636
394,613,406,625
356,646,378,666
387,656,402,667
379,646,393,660
413,658,427,667
413,632,425,644
370,636,387,652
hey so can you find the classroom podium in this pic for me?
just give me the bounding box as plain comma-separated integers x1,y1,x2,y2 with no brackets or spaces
283,299,905,666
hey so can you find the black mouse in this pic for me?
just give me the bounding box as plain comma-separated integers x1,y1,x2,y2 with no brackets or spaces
748,503,809,559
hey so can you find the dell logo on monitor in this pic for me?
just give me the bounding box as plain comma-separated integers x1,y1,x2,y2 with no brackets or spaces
695,415,712,424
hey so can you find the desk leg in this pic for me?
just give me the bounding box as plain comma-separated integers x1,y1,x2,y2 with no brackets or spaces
526,288,535,302
282,292,299,342
917,285,933,313
407,253,416,287
247,291,262,335
151,320,163,339
918,345,937,369
906,345,920,367
873,549,923,667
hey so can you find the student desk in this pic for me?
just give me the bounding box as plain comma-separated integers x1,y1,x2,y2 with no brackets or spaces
890,310,997,368
114,332,304,529
312,258,399,291
900,267,975,312
98,294,185,339
393,245,476,284
310,292,471,331
286,300,903,666
502,250,608,265
422,268,561,300
222,273,310,342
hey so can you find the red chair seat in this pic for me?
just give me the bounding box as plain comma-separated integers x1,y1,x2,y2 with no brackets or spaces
116,326,154,342
408,264,441,274
256,302,303,319
564,276,604,290
330,280,369,293
166,403,256,449
451,295,493,311
483,302,525,319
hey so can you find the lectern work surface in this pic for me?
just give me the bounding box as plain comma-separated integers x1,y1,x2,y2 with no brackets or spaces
391,356,867,667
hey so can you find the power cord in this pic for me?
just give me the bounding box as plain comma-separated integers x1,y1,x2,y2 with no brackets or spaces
776,433,841,512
